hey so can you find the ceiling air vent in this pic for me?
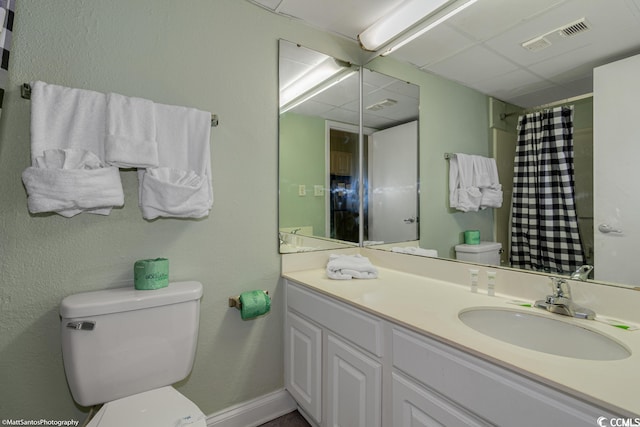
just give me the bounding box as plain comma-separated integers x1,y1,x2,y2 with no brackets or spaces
558,18,591,37
366,98,397,111
521,36,551,52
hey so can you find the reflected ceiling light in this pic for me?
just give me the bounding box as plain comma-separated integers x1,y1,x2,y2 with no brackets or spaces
280,67,357,114
358,0,478,56
280,57,347,107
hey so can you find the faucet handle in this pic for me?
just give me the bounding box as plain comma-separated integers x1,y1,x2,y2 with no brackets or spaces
549,277,571,299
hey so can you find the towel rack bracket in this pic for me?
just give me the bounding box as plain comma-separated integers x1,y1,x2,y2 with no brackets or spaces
21,83,31,100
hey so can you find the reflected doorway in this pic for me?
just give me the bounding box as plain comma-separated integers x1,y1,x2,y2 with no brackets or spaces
328,127,360,243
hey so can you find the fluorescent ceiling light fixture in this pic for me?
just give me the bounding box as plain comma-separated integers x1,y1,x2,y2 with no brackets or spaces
358,0,478,56
280,68,357,114
280,57,346,107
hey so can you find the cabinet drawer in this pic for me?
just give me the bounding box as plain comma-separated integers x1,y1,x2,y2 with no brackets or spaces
287,281,383,357
392,327,616,427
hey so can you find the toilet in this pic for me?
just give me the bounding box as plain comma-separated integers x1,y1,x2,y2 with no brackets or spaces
454,241,502,266
59,281,206,427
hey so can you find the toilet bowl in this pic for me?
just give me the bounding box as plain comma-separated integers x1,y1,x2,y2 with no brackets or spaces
60,281,205,427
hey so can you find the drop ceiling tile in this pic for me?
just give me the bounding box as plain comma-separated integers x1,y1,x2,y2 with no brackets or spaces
423,44,519,85
447,0,567,41
390,23,476,68
467,68,545,99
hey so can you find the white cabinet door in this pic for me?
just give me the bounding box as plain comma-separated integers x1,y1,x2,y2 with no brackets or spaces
286,312,322,424
326,334,382,427
392,373,490,427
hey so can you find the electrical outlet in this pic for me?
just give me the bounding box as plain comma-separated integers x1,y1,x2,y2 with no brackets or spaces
298,184,306,196
314,185,324,196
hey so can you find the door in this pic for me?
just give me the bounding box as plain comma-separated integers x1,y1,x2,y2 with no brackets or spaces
593,54,640,285
367,121,418,243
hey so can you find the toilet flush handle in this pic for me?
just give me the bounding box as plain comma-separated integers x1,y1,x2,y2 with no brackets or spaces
66,321,95,331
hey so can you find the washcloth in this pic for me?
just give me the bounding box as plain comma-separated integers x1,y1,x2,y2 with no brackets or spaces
105,92,159,168
449,153,482,212
391,247,438,257
138,102,213,219
22,149,124,217
25,81,124,216
326,254,378,280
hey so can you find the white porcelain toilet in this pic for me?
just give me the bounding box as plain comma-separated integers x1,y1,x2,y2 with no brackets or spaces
454,241,502,266
59,281,206,427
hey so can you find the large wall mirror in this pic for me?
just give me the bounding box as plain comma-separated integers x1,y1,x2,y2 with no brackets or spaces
278,38,640,291
279,39,419,253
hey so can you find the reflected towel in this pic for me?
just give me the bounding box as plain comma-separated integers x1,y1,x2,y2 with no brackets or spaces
391,247,438,257
449,153,482,212
326,254,378,280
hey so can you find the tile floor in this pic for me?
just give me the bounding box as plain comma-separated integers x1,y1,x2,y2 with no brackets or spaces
258,410,311,427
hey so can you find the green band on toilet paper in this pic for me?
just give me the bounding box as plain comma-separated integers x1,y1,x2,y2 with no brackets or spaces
134,258,169,290
464,230,480,245
239,290,271,320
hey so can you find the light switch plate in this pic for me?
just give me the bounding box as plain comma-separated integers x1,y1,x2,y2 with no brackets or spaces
298,184,306,196
314,185,324,196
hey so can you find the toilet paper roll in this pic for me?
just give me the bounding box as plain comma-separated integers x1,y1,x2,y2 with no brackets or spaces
239,290,271,320
134,258,169,290
464,230,480,245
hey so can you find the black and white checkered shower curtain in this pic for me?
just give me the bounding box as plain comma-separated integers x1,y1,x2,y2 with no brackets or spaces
0,0,15,117
510,106,585,274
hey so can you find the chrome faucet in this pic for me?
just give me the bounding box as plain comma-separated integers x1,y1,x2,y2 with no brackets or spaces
534,277,595,320
570,264,593,281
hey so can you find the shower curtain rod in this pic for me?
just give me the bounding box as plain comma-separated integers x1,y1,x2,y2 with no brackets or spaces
499,92,593,121
20,83,219,127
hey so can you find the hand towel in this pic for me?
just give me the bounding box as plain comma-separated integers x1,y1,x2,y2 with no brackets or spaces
449,153,482,212
476,156,503,209
391,247,438,257
22,149,124,217
105,92,159,168
326,254,378,280
138,102,213,219
25,81,124,216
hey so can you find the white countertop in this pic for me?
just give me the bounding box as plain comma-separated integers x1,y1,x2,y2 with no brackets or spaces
283,265,640,417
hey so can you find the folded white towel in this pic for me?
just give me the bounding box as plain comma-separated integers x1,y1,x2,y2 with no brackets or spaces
326,254,378,280
138,103,213,219
22,149,124,217
26,81,124,216
105,92,159,168
30,81,107,162
476,156,503,209
391,247,438,257
449,153,482,212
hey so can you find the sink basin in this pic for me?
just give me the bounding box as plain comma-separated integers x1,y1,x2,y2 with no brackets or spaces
459,308,630,360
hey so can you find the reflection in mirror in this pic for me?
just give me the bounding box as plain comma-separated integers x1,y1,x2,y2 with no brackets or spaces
278,40,360,253
278,40,421,254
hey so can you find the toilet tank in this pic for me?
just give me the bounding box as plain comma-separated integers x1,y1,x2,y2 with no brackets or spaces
455,241,502,266
60,281,203,407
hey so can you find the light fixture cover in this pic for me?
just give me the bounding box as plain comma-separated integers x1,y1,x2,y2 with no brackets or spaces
358,0,450,51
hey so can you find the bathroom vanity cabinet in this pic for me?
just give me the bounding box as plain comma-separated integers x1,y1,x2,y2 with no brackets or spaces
284,279,619,427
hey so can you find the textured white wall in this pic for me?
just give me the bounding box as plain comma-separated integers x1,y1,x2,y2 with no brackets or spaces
0,0,362,421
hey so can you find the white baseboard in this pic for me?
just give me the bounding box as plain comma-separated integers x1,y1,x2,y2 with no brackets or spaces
206,388,297,427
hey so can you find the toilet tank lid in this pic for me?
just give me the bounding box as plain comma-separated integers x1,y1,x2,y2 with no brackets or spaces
60,281,203,318
455,241,502,253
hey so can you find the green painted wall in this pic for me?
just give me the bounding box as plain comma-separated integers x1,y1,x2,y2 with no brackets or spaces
0,0,363,421
279,112,326,235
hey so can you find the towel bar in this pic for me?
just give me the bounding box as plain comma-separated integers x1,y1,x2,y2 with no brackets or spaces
20,83,219,127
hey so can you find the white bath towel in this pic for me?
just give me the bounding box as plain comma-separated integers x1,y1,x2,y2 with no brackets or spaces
474,156,503,209
105,92,159,168
138,102,213,219
22,149,124,217
326,254,378,280
391,247,438,257
449,153,482,212
25,81,124,216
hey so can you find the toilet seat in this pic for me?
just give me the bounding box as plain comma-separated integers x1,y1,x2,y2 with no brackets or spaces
86,386,206,427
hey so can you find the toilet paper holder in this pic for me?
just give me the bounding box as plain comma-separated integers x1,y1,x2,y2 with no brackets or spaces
228,291,269,310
